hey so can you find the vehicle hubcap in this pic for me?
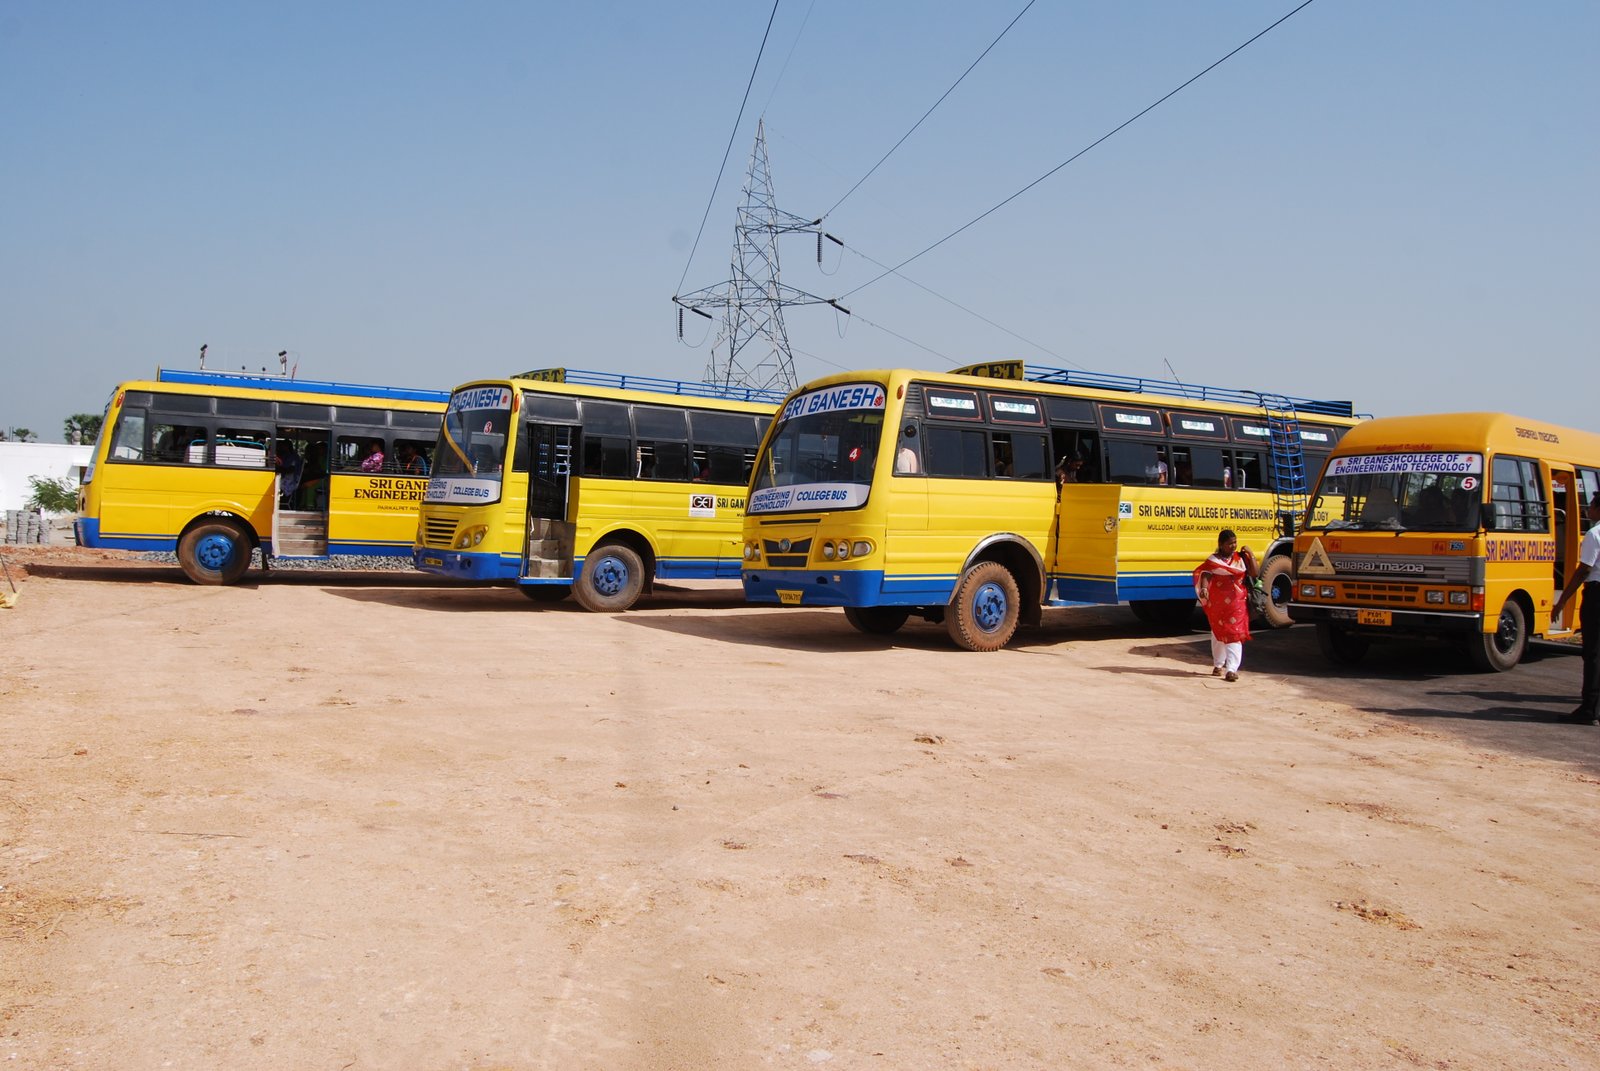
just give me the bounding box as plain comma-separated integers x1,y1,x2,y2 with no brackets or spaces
592,555,628,596
196,533,236,571
972,582,1007,632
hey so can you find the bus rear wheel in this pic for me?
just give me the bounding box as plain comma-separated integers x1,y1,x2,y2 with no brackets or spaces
178,519,253,585
573,543,646,612
946,562,1020,652
844,606,911,636
1466,598,1527,673
1258,556,1295,629
1316,623,1369,667
519,584,571,604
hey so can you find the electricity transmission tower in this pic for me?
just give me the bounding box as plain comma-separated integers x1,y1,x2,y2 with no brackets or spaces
674,119,845,395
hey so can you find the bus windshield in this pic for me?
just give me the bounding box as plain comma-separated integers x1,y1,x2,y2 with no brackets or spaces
426,384,514,505
1309,452,1483,532
749,381,886,515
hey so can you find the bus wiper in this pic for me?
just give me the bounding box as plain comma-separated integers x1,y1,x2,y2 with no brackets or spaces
442,419,477,475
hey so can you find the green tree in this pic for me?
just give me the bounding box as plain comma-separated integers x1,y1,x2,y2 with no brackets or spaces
5,427,37,442
64,413,103,444
26,476,78,513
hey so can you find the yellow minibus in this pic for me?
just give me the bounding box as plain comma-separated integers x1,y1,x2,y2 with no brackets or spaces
1291,412,1600,671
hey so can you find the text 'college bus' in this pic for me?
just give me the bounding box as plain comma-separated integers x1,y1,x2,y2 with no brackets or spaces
412,370,779,611
740,366,1362,650
1290,412,1600,672
76,369,447,584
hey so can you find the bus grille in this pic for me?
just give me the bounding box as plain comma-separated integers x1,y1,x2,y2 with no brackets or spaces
421,517,459,548
762,536,812,568
1341,581,1422,606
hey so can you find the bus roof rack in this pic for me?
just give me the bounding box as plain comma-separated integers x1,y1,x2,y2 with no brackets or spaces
157,367,450,405
1018,364,1357,419
512,368,786,405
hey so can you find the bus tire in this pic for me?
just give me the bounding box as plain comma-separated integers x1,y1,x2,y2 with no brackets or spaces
946,562,1020,652
519,584,571,603
177,519,253,585
1258,556,1295,629
1466,598,1527,673
843,605,911,636
1316,623,1369,667
573,543,646,612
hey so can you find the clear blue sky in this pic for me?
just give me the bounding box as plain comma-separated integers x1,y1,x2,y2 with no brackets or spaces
3,1,1595,440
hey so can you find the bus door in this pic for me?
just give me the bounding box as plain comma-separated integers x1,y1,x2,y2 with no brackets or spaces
1050,484,1123,604
272,426,330,558
522,420,578,581
1552,466,1580,631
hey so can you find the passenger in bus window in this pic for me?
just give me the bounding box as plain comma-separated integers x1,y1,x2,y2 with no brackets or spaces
895,426,921,474
397,442,429,476
358,439,385,473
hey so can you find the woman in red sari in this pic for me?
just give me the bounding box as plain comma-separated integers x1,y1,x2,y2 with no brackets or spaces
1193,529,1257,681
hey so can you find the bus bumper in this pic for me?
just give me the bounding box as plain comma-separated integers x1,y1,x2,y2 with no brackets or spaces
412,547,518,581
1289,603,1485,636
743,567,909,607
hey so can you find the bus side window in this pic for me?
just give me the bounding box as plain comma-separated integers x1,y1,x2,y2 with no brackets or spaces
111,410,148,461
1231,451,1263,491
153,423,207,464
924,426,987,478
215,428,270,468
1189,446,1226,488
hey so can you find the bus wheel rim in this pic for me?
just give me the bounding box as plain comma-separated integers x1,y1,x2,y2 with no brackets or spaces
592,555,627,596
195,533,236,570
972,581,1007,632
1494,610,1518,651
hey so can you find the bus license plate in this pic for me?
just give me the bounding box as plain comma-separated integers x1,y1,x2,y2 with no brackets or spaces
1358,609,1392,627
778,590,803,606
423,556,443,567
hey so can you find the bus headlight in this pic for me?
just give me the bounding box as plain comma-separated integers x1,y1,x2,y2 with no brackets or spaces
851,540,872,558
456,525,488,549
1300,584,1316,599
1425,590,1444,604
835,540,850,560
821,543,836,560
1320,586,1335,599
1449,591,1469,606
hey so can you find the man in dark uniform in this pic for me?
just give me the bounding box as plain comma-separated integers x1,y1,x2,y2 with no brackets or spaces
1551,492,1600,725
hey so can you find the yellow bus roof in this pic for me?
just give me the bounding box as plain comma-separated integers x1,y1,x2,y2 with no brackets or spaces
790,368,1364,426
477,375,778,415
1330,412,1600,463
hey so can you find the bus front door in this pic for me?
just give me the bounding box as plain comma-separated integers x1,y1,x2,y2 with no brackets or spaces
523,421,577,581
272,427,329,558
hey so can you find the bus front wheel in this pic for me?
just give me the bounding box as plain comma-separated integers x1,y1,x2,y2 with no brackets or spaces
946,562,1020,652
844,606,911,636
1258,556,1295,629
574,543,646,612
1316,623,1369,667
177,520,253,585
1466,598,1527,673
519,584,571,604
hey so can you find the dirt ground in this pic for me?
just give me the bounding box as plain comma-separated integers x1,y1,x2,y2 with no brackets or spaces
1,547,1597,1070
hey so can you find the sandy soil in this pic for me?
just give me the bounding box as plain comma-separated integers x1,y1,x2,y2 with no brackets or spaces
1,549,1596,1070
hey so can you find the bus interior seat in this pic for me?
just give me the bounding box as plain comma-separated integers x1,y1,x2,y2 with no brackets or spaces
1358,487,1399,525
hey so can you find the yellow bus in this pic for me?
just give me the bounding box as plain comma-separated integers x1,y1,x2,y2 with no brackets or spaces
739,365,1362,649
76,368,448,584
411,369,780,610
1290,412,1600,672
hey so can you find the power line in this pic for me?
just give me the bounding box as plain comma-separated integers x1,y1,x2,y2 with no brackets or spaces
840,0,1320,300
838,243,1080,368
759,0,818,118
673,0,783,299
823,0,1038,220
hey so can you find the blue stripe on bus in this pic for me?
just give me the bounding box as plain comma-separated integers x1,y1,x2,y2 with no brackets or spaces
741,568,890,607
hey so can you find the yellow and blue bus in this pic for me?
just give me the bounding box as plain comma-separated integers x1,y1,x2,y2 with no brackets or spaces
739,364,1363,650
412,369,780,611
1291,412,1600,672
77,368,447,583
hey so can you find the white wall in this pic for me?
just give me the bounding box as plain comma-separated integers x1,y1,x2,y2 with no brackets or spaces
0,442,95,512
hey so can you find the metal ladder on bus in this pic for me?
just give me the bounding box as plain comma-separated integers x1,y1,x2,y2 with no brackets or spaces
1259,392,1309,537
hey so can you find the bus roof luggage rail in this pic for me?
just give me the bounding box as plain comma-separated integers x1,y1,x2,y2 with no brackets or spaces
1019,364,1357,419
157,368,451,404
513,368,787,405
